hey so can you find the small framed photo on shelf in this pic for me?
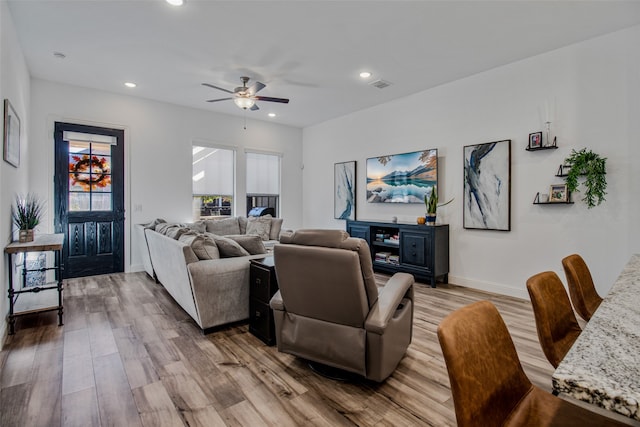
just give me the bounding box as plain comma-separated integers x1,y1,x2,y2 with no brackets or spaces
528,132,542,149
549,184,569,203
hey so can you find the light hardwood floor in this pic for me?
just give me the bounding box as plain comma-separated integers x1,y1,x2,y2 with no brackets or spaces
1,272,555,427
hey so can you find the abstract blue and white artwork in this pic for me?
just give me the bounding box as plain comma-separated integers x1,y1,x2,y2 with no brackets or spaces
366,149,437,203
463,140,511,231
334,161,356,220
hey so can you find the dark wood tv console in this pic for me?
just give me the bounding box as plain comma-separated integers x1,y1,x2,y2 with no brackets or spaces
346,220,449,287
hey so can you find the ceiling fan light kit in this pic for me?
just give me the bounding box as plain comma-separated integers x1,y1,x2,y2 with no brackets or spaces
203,76,289,112
234,97,255,110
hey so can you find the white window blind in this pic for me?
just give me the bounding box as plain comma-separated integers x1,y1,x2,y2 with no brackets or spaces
192,146,234,196
63,131,117,145
246,151,280,195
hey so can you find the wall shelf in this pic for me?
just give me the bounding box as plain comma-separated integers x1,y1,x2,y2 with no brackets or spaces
526,134,557,151
526,145,558,152
533,192,574,205
556,164,569,177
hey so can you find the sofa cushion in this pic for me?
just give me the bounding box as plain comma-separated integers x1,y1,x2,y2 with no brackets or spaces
206,217,241,236
184,220,207,234
238,216,248,234
270,217,284,240
179,233,220,260
206,233,250,258
225,234,267,255
246,216,272,241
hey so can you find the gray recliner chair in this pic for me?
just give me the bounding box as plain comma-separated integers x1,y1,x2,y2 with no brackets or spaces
269,229,414,382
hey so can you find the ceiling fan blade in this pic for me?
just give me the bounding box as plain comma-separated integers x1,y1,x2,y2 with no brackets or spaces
206,97,233,103
248,81,266,95
250,104,260,111
254,96,289,104
202,83,234,94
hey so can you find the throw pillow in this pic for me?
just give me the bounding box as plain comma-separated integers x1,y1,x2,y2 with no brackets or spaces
205,217,240,236
225,234,267,255
206,233,250,258
246,216,272,241
179,233,220,260
154,223,174,235
164,226,190,240
269,218,284,240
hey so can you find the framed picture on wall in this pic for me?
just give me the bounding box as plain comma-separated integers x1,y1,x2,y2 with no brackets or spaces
3,99,20,168
334,161,356,220
549,184,569,203
463,139,511,231
528,132,542,149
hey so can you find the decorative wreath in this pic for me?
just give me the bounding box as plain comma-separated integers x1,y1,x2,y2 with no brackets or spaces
69,155,111,191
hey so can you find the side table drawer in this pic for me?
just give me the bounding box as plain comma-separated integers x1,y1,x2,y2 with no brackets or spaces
250,265,274,303
249,298,275,345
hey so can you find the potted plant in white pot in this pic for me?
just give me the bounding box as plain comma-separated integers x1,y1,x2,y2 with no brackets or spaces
424,187,453,225
12,193,44,243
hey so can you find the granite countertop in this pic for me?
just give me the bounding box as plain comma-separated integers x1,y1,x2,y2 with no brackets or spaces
553,253,640,421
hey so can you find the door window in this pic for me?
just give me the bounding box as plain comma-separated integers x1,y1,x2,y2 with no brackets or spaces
68,140,113,211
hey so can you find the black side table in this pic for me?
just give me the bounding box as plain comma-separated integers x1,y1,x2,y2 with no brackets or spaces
249,257,278,345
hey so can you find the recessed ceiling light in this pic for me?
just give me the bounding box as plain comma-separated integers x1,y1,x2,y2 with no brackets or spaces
124,82,137,88
166,0,184,6
359,71,372,78
268,113,276,118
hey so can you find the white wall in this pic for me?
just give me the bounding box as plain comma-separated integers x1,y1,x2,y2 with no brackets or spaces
29,80,303,272
303,25,640,299
0,1,31,340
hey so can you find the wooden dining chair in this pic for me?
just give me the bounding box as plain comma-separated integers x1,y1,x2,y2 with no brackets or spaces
526,271,582,368
437,300,627,427
562,254,603,321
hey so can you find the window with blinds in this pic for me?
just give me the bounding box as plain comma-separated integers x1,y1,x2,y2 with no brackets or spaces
246,151,281,217
192,145,235,218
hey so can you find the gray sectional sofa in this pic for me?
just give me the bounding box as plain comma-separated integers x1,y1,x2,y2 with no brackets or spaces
136,216,285,332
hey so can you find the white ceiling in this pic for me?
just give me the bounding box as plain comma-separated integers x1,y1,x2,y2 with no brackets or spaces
7,0,640,128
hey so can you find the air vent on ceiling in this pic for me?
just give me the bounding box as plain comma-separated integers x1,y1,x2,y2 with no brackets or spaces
369,79,392,89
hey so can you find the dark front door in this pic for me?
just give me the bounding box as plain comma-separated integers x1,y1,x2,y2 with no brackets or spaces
54,122,125,278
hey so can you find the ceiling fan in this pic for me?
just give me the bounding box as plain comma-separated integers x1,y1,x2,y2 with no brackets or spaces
202,76,289,111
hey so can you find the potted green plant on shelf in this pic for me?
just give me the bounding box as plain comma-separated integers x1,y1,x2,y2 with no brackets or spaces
424,187,453,225
12,193,44,243
563,148,607,208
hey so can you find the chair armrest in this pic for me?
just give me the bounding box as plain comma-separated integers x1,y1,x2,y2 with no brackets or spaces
270,290,284,310
365,272,414,334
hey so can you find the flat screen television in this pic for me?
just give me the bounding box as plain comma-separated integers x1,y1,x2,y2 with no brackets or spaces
366,149,437,203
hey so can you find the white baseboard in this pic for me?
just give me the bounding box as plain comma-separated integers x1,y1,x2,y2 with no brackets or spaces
448,275,528,300
128,263,145,273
